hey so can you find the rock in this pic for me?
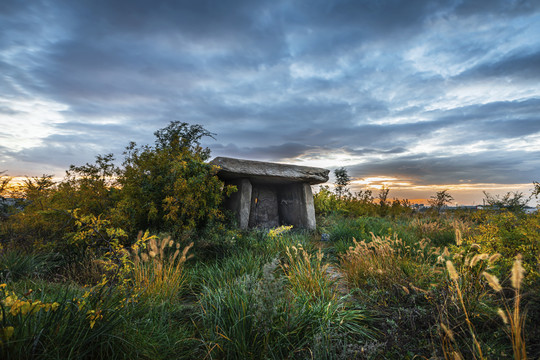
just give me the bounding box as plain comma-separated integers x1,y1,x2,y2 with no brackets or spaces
210,157,329,185
210,157,329,230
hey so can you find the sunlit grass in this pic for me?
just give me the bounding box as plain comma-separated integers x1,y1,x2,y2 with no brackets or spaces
131,235,193,301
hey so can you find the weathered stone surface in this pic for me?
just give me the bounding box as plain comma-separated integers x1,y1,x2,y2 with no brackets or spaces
210,157,329,185
249,184,279,228
301,183,316,230
277,183,304,227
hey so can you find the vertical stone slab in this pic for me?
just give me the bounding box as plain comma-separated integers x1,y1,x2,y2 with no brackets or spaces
237,179,252,229
249,184,279,228
300,183,316,230
277,183,303,227
224,178,252,229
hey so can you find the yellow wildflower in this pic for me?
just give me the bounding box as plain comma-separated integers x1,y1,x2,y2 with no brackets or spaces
1,326,14,341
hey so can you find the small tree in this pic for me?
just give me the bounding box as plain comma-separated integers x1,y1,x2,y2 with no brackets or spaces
429,190,453,212
482,191,528,212
334,167,351,198
377,186,390,216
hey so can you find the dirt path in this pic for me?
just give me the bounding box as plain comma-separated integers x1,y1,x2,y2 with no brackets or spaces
325,264,350,296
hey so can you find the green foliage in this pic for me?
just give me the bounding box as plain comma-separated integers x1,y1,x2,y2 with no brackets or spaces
1,121,232,254
313,186,345,215
429,189,454,211
1,161,119,250
334,167,351,198
341,234,438,291
532,181,540,201
482,190,529,212
59,154,119,217
197,258,373,359
115,121,231,238
377,186,390,216
0,282,129,359
465,210,540,284
0,172,13,221
1,126,539,359
282,244,335,301
314,185,413,219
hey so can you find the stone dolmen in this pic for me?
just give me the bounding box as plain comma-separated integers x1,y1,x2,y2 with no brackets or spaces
210,157,329,230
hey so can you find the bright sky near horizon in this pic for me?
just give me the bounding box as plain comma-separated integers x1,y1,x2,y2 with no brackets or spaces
1,0,540,205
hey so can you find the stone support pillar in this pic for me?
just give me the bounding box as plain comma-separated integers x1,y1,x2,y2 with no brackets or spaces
237,179,252,229
224,178,252,229
300,183,316,230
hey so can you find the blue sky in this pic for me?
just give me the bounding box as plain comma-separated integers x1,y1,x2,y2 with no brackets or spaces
1,0,539,204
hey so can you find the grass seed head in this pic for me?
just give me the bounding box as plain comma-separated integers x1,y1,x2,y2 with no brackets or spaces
160,237,169,251
482,271,502,292
488,253,502,264
441,323,455,341
446,260,459,281
455,228,462,246
470,253,489,267
149,238,158,254
511,254,525,290
497,308,508,324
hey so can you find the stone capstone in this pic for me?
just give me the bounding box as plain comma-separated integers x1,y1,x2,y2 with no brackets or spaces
210,157,329,230
210,157,329,185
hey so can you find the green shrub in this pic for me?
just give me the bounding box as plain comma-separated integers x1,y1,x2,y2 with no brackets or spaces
466,211,540,285
115,122,234,239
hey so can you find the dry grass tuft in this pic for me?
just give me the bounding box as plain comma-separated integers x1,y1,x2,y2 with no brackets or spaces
441,255,528,360
131,234,193,301
340,233,437,290
281,244,334,300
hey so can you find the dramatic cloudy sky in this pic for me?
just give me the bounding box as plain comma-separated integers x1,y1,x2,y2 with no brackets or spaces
1,0,540,205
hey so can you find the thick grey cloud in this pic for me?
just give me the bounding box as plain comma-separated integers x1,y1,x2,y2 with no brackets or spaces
349,150,540,185
1,0,540,200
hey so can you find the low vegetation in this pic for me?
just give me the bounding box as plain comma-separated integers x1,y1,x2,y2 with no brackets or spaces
0,122,539,359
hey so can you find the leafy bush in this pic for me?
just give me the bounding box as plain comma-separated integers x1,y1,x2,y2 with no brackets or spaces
0,122,233,254
466,211,540,284
115,121,233,239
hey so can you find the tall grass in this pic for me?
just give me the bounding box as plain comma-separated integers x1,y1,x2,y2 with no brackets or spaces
0,283,127,359
440,254,528,359
281,244,334,300
131,236,193,301
197,249,374,359
0,250,59,282
340,233,437,290
486,255,527,359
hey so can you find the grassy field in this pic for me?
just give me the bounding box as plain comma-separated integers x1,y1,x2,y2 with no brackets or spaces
1,208,539,359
